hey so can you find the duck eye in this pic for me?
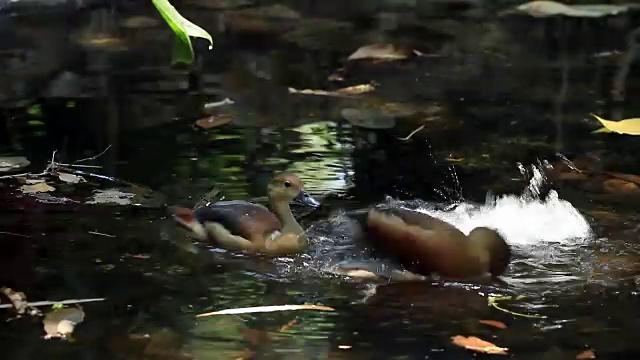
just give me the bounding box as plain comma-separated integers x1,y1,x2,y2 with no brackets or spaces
284,181,291,188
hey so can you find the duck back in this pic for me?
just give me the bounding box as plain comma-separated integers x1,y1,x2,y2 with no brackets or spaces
194,200,281,241
356,207,488,278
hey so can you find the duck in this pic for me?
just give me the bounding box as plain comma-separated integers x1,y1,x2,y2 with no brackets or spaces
347,206,511,280
170,173,321,257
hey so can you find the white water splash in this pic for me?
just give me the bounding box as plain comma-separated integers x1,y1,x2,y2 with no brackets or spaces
418,190,593,246
414,164,594,247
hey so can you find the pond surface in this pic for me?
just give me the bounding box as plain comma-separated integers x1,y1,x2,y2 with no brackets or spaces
2,1,640,359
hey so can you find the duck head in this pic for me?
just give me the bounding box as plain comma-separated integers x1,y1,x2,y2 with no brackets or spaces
267,173,321,208
170,206,208,241
467,227,511,277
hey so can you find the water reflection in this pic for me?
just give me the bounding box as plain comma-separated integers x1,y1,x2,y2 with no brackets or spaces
2,1,640,359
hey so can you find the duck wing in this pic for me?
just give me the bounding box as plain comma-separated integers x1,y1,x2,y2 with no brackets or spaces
375,207,464,234
193,201,281,241
364,207,476,277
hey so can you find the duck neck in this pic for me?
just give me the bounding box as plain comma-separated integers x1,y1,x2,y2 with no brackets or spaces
270,199,304,235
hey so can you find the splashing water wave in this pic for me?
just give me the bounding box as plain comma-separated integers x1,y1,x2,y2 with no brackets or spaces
298,163,596,290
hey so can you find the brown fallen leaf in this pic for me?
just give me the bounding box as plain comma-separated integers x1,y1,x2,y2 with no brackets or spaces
478,320,507,329
576,349,596,359
194,114,233,130
20,182,55,194
288,83,375,97
451,335,508,355
0,287,29,314
335,83,376,95
347,43,422,62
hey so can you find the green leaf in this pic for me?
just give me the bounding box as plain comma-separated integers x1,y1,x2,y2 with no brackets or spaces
151,0,213,65
27,104,42,117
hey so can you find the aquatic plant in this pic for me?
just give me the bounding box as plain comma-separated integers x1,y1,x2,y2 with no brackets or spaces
151,0,213,65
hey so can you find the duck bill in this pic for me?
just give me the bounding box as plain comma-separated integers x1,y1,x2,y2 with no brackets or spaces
169,206,208,241
293,191,321,208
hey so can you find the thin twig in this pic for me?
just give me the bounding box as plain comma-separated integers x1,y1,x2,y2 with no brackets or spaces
74,145,112,164
56,163,102,169
0,171,48,180
398,125,425,141
0,297,106,309
0,231,30,238
88,231,116,238
48,150,57,172
203,98,235,113
0,172,29,179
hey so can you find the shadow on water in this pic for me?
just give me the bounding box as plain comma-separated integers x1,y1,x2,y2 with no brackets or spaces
2,0,640,359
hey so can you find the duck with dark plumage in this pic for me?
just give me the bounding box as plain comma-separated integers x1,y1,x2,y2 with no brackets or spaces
347,206,511,280
171,173,320,257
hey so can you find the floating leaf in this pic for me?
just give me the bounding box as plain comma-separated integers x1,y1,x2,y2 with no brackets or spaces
58,172,85,184
478,320,507,329
591,114,640,135
43,307,85,340
0,287,29,314
151,0,213,65
86,189,135,205
196,304,335,318
194,114,233,130
24,178,45,184
576,349,596,359
288,83,376,97
503,1,633,18
0,156,30,173
20,182,55,194
451,335,508,355
347,43,422,62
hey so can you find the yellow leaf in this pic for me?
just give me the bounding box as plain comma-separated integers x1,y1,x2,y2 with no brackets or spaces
591,114,640,135
20,182,55,194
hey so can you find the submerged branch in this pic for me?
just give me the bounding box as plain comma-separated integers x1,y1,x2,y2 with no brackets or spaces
0,297,106,309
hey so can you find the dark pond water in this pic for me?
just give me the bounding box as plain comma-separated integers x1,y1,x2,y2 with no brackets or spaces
1,1,640,359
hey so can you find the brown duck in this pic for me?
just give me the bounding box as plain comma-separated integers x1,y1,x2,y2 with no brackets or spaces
348,207,511,279
171,173,320,256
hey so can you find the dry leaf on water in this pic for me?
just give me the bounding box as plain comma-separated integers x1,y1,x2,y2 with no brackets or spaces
194,114,233,130
1,287,29,314
503,1,632,18
451,335,508,355
43,306,85,339
0,156,30,172
591,114,640,135
288,83,376,97
58,172,85,184
196,304,334,318
576,349,596,359
478,320,507,329
20,182,55,194
347,43,422,62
